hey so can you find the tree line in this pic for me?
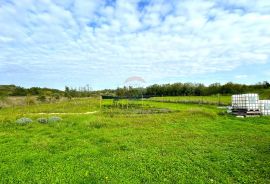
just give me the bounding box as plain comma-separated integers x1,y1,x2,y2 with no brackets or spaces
115,81,270,98
1,81,270,99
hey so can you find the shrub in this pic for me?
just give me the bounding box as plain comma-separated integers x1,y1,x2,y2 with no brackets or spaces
37,95,46,102
53,93,61,100
37,118,48,124
48,116,62,123
25,95,36,105
0,93,8,101
16,117,33,125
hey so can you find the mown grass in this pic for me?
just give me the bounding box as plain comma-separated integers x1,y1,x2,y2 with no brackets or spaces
0,98,269,183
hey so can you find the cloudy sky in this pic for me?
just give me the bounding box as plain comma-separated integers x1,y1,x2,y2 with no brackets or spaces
0,0,270,89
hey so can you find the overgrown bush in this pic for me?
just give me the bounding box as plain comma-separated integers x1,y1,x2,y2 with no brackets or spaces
53,93,61,100
25,95,36,105
37,118,48,124
0,93,8,101
37,95,46,102
48,116,62,122
16,117,33,125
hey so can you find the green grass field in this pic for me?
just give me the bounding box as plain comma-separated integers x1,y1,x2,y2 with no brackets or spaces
149,96,232,105
0,97,269,183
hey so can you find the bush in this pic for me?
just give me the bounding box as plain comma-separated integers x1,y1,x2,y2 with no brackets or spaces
16,118,33,125
37,118,48,124
25,95,36,105
37,95,46,102
0,93,8,101
53,93,61,100
48,116,62,122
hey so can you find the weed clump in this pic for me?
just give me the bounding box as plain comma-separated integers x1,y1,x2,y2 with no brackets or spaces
89,121,107,129
16,117,33,125
37,118,48,124
48,116,62,123
119,145,129,151
186,109,216,119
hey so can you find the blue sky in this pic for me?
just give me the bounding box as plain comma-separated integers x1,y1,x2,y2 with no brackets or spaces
0,0,270,90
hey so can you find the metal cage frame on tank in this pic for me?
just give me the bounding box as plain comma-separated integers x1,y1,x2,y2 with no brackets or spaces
231,94,261,116
259,100,270,116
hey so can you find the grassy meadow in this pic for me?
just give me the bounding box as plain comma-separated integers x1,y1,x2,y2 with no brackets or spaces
0,97,269,183
149,95,231,105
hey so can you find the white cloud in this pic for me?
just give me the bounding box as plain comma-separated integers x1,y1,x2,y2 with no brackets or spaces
0,0,270,88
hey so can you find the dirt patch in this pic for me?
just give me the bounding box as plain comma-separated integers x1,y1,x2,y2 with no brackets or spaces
31,111,98,115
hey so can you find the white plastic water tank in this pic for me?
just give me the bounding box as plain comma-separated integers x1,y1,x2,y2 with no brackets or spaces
232,94,259,111
259,100,270,115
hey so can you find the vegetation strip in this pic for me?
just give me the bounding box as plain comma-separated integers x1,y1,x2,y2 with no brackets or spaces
0,97,269,183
